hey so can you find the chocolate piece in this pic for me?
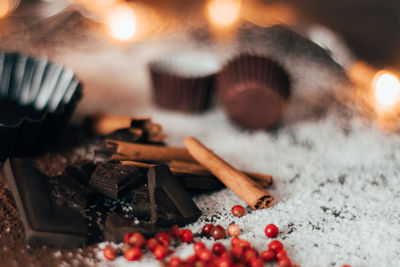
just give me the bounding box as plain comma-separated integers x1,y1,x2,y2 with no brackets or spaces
51,174,101,209
131,185,151,219
89,162,145,200
65,160,97,185
217,54,291,129
148,164,201,227
177,174,224,191
3,158,87,247
104,213,168,241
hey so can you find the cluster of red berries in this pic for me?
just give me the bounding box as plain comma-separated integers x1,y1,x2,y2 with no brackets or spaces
102,225,192,262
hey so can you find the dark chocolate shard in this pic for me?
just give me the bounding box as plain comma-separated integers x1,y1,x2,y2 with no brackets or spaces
104,213,168,242
3,158,87,247
89,162,145,200
177,174,224,191
148,164,201,227
65,160,97,185
131,185,151,219
50,174,101,210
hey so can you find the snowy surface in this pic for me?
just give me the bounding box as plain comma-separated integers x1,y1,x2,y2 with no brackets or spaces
16,23,400,267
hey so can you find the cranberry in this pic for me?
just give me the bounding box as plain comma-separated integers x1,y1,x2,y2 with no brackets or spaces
156,232,171,247
121,243,131,254
146,238,159,251
210,225,226,240
260,250,275,262
243,248,258,263
102,246,116,261
231,205,245,217
169,256,182,267
194,241,206,254
126,232,146,247
278,256,292,267
169,225,181,239
249,257,264,267
237,239,251,249
202,223,214,235
212,242,226,255
180,229,194,243
153,244,168,259
265,224,279,238
186,254,199,263
230,245,244,260
231,236,241,247
293,264,301,267
198,249,213,262
268,240,284,252
124,246,143,261
342,265,351,267
215,256,232,267
228,224,240,237
276,250,287,260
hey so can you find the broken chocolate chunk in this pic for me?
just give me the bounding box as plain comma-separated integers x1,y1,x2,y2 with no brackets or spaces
131,185,151,219
3,158,87,247
65,160,97,185
148,164,201,227
104,213,168,242
89,162,145,200
177,174,224,191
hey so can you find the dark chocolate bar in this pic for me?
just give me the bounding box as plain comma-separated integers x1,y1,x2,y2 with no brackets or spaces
3,158,87,247
131,185,151,219
89,162,145,200
103,213,168,242
148,164,201,227
177,174,224,191
65,160,97,185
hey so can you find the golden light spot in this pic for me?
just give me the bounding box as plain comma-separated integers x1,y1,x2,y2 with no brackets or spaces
373,71,400,108
207,0,241,27
105,5,136,41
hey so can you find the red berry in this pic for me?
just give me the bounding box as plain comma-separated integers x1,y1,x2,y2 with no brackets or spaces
230,245,244,260
276,250,287,260
249,257,264,267
210,225,226,240
268,240,284,252
228,224,240,237
153,244,168,259
231,236,241,246
202,223,214,235
124,246,143,261
169,225,181,239
260,250,275,262
169,256,182,267
231,205,245,217
186,254,199,263
243,248,258,263
156,232,171,247
180,229,194,243
237,239,251,249
194,241,206,254
341,265,351,267
265,224,279,238
212,242,226,255
126,232,146,247
102,246,116,261
215,256,232,267
293,264,301,267
278,256,292,267
146,238,159,251
198,249,213,262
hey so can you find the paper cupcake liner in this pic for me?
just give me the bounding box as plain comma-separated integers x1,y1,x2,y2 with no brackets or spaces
149,51,222,112
217,54,291,129
0,51,82,159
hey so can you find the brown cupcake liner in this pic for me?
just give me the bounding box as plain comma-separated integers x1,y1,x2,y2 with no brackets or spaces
149,52,222,112
217,54,291,129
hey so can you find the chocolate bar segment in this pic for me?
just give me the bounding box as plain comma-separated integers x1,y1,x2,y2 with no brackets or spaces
89,162,145,200
65,160,97,185
131,185,151,219
148,164,201,227
3,158,87,247
104,213,168,242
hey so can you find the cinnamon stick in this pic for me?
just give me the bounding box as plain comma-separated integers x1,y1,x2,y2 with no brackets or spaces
120,160,273,187
184,137,274,209
107,140,194,162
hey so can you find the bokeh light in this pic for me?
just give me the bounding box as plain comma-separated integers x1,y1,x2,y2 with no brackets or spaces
105,5,137,41
207,0,241,27
373,71,400,108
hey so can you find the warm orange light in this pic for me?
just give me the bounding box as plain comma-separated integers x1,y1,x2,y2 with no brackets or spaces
207,0,241,26
105,5,136,41
373,71,400,108
0,0,20,19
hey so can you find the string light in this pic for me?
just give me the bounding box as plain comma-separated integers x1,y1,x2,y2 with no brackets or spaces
206,0,241,27
105,4,137,41
373,71,400,108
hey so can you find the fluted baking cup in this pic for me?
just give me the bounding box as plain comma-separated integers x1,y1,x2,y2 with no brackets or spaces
149,51,222,111
217,54,290,129
0,51,82,158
